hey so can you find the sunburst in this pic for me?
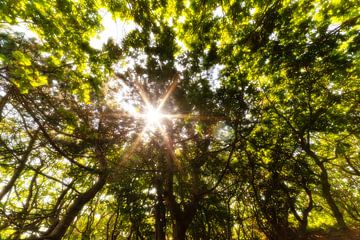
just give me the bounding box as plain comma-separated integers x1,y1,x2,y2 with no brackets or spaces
134,79,177,134
143,106,165,132
116,78,179,163
116,76,219,166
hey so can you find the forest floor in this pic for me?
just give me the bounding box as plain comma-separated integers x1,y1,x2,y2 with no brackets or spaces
307,226,360,240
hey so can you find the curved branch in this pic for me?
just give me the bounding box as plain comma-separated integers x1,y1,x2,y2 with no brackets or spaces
14,93,100,174
36,173,107,240
0,130,38,201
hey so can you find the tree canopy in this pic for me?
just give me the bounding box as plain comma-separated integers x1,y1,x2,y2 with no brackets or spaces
0,0,359,239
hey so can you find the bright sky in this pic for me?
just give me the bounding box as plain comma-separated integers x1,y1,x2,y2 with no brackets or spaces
0,20,40,41
89,8,138,49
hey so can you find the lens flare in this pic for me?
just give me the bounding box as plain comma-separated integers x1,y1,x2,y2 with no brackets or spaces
144,106,164,131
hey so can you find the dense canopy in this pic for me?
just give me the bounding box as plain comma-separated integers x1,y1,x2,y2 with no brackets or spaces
0,0,359,239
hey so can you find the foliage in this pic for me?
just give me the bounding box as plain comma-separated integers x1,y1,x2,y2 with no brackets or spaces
0,0,359,239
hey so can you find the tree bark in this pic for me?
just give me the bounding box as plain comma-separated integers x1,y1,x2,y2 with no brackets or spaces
173,221,187,240
155,177,166,240
301,140,348,230
318,163,348,230
164,170,199,240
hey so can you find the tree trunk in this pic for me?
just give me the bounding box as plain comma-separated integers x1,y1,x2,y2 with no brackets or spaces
301,141,347,230
173,221,186,240
319,164,347,230
155,178,166,240
226,197,232,240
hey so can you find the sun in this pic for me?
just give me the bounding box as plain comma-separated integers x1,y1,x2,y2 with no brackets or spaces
145,107,163,124
143,106,165,131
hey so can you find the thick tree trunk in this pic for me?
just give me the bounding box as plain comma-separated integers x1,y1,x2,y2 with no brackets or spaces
301,141,347,230
173,222,186,240
162,132,203,240
319,164,347,230
164,172,199,240
155,178,166,240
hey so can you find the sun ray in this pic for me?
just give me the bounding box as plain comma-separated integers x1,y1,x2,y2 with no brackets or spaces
158,79,178,110
162,113,223,121
134,82,152,109
116,74,223,166
122,127,147,164
158,123,180,170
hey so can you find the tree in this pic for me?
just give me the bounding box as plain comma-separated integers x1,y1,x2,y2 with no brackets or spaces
0,0,359,239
